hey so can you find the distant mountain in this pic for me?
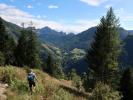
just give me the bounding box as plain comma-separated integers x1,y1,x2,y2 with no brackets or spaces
38,26,129,51
38,26,66,36
119,27,129,39
1,17,129,50
1,17,133,74
38,27,97,51
128,30,133,35
0,17,21,40
41,42,62,62
120,35,133,67
37,25,131,74
38,27,71,50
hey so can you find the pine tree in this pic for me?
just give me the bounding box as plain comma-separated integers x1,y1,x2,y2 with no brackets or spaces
15,28,41,68
86,7,121,84
25,28,41,68
0,17,16,65
45,54,53,73
120,68,133,100
15,29,29,66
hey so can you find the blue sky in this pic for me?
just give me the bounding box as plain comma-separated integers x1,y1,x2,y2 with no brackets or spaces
0,0,132,33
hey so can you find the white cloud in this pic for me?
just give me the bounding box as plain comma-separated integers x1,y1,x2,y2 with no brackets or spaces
80,0,108,6
0,3,33,18
48,5,58,9
0,3,98,33
27,5,33,9
61,19,99,33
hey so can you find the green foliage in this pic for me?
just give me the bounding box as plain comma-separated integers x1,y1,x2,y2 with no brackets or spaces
52,88,75,100
0,17,16,65
0,66,16,84
11,79,28,94
68,69,82,90
52,62,64,79
0,51,5,66
86,7,121,85
0,66,88,100
89,82,122,100
81,72,94,92
15,28,41,68
10,77,44,95
120,68,133,100
44,54,64,79
70,48,86,61
15,29,29,67
68,69,76,80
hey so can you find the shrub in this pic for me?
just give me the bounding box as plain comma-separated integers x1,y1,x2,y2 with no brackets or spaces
89,82,122,100
52,88,74,100
68,69,83,91
0,51,5,66
11,79,28,94
0,67,16,84
34,84,44,94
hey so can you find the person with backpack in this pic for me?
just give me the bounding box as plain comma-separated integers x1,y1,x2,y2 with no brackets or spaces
27,69,37,95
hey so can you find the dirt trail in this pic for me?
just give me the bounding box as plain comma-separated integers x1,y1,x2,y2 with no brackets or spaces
0,83,8,100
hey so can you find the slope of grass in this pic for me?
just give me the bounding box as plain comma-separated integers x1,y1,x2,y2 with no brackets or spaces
0,66,89,100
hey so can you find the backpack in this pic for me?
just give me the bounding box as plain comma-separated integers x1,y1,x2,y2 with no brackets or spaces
27,73,34,82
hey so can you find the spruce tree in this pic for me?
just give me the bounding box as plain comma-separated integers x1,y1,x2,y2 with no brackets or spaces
15,28,41,68
120,68,133,100
15,29,29,66
0,17,16,65
86,7,121,84
45,54,53,74
26,28,41,68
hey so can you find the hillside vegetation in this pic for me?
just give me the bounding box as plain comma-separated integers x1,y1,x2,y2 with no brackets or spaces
0,66,89,100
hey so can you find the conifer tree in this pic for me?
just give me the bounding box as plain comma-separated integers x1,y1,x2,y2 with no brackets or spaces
0,17,16,65
15,29,29,66
15,27,41,68
26,28,41,68
45,54,53,73
86,7,121,84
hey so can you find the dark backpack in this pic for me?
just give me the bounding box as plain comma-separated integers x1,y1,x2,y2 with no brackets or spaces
27,73,34,82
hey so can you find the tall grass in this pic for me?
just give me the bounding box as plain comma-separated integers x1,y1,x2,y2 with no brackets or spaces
0,66,88,100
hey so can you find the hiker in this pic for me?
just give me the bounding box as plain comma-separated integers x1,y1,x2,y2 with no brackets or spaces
27,69,37,95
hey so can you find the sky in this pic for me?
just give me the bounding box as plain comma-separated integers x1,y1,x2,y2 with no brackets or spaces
0,0,133,33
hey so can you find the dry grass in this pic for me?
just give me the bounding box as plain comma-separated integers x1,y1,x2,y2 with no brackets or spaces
0,66,89,100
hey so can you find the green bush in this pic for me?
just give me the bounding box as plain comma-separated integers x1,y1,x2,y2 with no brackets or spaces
43,82,57,98
89,82,122,100
52,88,74,100
0,67,16,84
68,69,83,90
11,79,28,94
34,84,44,94
0,51,5,66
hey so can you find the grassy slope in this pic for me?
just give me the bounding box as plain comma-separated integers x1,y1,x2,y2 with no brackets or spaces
0,66,89,100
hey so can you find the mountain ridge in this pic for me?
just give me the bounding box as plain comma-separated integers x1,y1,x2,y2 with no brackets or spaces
1,17,133,74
